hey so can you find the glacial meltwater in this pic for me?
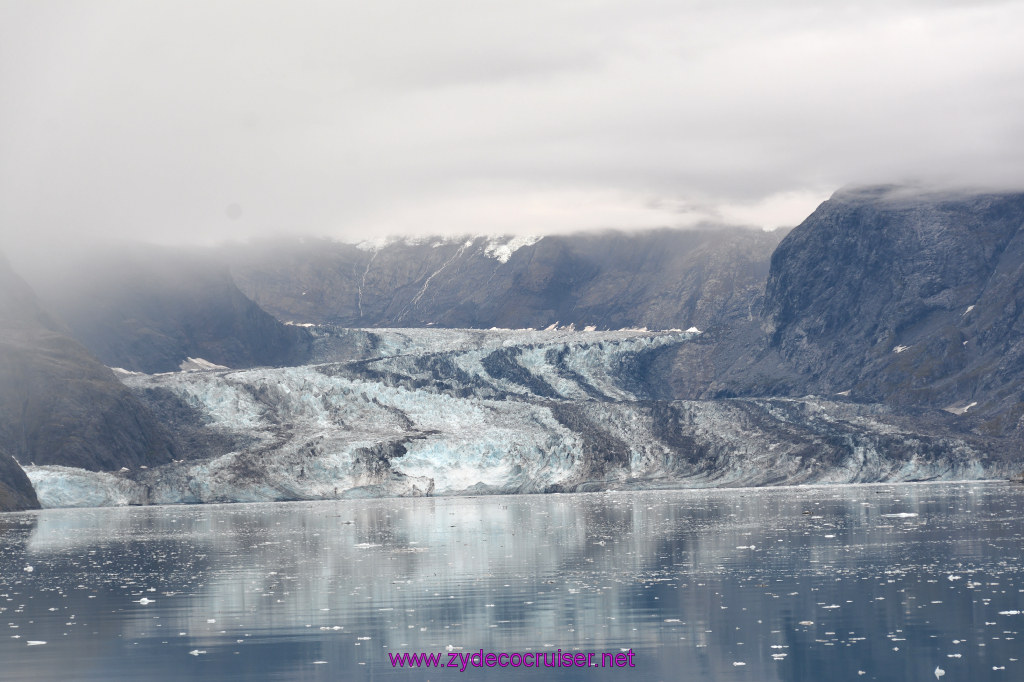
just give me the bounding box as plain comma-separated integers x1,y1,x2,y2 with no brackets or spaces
1,482,1022,681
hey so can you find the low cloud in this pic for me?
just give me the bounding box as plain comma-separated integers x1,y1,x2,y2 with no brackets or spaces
1,0,1022,252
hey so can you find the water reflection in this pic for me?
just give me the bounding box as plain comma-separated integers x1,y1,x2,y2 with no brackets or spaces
1,482,1022,680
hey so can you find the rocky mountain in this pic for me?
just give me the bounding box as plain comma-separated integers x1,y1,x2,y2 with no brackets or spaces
0,254,180,510
224,227,786,331
21,246,313,374
756,187,1024,436
7,184,1024,510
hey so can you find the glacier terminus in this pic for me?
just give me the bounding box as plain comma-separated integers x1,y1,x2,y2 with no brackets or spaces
24,327,1002,509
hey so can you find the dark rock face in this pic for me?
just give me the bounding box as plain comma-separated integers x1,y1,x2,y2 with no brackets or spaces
758,187,1024,439
0,254,176,493
24,247,313,374
225,227,786,331
0,446,38,512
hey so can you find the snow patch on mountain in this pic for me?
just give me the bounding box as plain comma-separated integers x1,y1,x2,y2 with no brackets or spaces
179,357,229,372
483,235,542,263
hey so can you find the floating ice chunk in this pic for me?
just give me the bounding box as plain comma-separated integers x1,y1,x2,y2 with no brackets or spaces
27,641,46,646
948,575,962,581
882,513,919,518
732,662,746,666
893,345,909,353
934,666,945,679
189,649,206,656
23,566,32,573
998,610,1021,615
136,598,154,605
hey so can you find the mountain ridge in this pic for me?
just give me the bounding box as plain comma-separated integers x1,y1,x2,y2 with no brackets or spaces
224,226,786,332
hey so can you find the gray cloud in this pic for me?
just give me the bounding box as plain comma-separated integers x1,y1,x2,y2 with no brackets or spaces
2,0,1023,252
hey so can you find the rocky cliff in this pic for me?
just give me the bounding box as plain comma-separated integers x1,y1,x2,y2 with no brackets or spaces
0,445,37,512
758,186,1024,437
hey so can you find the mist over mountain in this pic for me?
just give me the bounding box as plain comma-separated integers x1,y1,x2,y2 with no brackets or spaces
22,246,314,374
0,254,177,510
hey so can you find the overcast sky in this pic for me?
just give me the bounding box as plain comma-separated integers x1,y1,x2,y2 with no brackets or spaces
2,0,1023,249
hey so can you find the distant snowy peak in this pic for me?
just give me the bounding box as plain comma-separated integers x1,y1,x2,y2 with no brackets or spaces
354,235,429,251
354,234,542,262
482,235,543,263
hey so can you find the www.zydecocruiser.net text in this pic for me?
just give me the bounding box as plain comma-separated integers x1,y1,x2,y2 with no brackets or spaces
389,649,637,671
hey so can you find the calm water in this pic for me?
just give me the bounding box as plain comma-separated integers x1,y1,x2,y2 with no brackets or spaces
1,482,1022,681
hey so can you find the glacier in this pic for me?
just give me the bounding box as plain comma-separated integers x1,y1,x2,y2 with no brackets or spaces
23,328,1007,509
